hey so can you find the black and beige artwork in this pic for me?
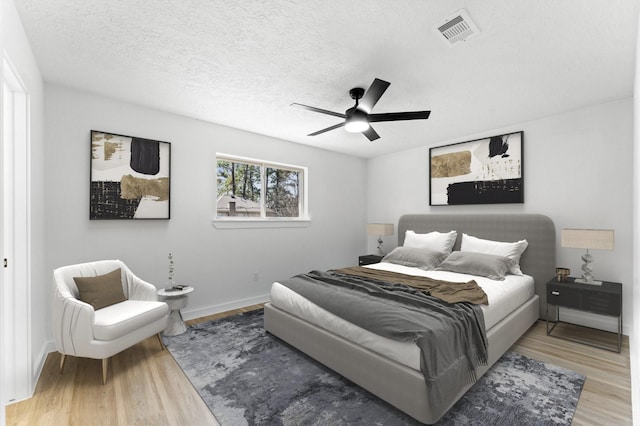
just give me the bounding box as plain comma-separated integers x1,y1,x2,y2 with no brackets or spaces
90,131,170,219
429,131,523,206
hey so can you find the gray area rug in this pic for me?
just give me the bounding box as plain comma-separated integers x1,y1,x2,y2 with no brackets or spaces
164,309,585,425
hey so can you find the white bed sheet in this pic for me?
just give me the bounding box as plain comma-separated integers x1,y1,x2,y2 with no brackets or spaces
364,262,535,330
269,262,534,371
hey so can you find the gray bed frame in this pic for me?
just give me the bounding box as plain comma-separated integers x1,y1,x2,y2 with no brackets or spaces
264,214,556,424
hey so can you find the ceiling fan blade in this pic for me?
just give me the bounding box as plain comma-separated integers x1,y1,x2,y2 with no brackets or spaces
308,122,345,136
291,103,346,119
358,78,390,114
369,111,431,122
362,126,380,141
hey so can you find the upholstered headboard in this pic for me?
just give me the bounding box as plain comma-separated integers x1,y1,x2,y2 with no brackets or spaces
398,214,556,319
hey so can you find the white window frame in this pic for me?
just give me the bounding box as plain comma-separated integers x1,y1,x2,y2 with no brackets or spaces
213,153,310,229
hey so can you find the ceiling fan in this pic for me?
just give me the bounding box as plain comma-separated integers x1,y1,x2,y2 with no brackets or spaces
291,78,431,141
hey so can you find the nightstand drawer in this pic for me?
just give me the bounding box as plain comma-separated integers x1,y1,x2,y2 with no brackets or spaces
581,291,621,316
547,285,581,310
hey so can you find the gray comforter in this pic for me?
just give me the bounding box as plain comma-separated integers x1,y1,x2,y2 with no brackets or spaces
278,268,488,410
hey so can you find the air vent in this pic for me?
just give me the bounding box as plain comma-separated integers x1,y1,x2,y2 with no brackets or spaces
435,9,480,46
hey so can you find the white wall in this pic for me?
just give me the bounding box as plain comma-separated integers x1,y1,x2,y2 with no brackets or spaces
1,0,46,404
367,98,634,334
631,11,640,425
43,84,367,332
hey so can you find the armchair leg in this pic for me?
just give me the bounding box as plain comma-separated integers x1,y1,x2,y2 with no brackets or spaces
59,354,66,374
102,358,108,385
156,333,165,350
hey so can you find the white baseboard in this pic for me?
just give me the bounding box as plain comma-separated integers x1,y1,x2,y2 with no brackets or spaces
32,341,57,396
33,341,55,390
181,294,270,321
7,340,56,406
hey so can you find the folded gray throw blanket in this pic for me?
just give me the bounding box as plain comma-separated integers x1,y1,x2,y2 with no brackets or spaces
334,266,489,305
278,268,488,411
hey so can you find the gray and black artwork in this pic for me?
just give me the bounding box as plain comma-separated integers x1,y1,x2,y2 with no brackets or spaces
90,131,171,219
429,131,524,206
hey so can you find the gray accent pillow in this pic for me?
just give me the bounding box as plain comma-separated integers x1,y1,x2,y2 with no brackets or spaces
435,251,516,281
382,247,447,270
74,268,126,310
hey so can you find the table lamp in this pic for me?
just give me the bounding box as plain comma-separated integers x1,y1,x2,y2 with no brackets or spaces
366,223,394,256
561,228,614,285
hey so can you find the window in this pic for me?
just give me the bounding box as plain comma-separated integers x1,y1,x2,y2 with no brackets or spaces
215,154,308,224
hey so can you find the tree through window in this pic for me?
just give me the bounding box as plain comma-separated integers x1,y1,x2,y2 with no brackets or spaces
216,155,306,219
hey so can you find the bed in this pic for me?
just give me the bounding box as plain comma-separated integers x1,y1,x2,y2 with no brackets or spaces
264,213,555,424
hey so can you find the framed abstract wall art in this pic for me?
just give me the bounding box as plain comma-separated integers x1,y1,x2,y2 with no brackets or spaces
90,130,171,219
429,131,523,206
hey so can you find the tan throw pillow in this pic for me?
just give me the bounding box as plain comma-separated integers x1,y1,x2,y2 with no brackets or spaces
73,268,126,310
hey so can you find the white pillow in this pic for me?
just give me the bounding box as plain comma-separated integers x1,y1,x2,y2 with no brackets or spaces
460,233,528,275
404,230,457,254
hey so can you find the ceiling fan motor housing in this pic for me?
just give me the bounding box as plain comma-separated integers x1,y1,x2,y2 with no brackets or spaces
345,106,367,119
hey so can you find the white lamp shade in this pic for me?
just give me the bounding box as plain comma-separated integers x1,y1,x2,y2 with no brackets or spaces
366,223,394,236
561,229,614,251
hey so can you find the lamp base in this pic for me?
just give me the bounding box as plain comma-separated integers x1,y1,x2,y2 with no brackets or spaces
574,278,603,286
376,236,384,256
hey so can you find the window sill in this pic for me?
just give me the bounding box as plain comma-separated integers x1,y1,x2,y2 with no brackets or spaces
211,218,311,229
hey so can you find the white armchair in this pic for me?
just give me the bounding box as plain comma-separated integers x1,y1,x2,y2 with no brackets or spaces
53,260,169,384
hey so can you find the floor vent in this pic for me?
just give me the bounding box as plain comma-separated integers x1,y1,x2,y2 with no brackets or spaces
435,9,480,46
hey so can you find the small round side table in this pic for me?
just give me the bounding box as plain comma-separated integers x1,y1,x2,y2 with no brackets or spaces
157,286,194,336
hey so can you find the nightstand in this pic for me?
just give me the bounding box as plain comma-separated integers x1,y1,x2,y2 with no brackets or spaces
546,277,622,353
358,254,384,266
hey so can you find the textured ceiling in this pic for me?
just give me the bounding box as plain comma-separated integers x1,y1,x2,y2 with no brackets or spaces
14,0,640,158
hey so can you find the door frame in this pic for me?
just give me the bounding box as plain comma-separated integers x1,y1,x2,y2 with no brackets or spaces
1,56,33,408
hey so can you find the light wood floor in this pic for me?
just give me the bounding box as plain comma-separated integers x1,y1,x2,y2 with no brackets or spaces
6,306,632,425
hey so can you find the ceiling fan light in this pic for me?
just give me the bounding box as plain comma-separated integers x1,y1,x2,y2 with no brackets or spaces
345,119,370,133
345,109,370,133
